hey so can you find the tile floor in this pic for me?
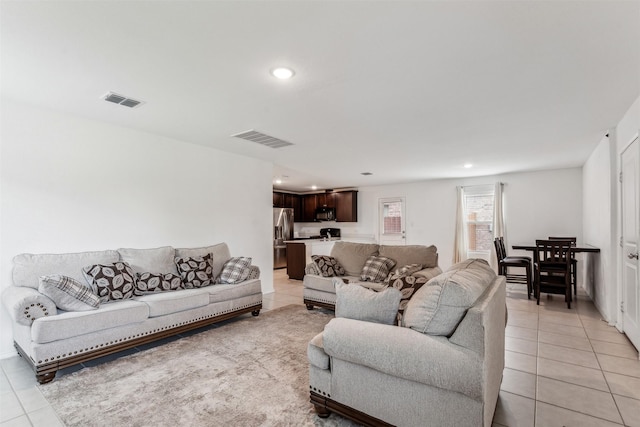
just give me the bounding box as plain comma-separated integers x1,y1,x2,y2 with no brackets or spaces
1,269,639,426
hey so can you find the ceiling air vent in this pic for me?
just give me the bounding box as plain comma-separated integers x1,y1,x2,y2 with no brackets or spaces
102,92,144,108
231,130,293,149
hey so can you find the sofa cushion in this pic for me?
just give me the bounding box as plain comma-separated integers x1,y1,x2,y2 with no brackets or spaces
38,275,100,311
378,245,438,269
196,279,262,304
403,259,496,336
175,243,231,280
134,272,183,295
311,255,345,277
335,280,401,325
134,289,210,317
387,274,429,325
13,250,120,289
360,255,396,282
117,246,177,275
82,262,137,303
330,242,379,276
175,254,214,288
31,299,149,344
218,257,252,284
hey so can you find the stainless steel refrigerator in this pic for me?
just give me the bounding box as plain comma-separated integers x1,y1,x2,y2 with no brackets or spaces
273,208,294,269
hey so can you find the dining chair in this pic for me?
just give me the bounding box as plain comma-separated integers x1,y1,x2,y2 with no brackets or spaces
549,236,578,297
534,239,573,308
494,237,532,298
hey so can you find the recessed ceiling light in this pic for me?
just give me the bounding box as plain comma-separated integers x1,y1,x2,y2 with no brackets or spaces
311,185,317,190
275,179,282,184
464,163,473,168
271,67,295,79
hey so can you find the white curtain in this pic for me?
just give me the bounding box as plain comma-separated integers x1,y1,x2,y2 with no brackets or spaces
490,182,505,271
453,186,467,264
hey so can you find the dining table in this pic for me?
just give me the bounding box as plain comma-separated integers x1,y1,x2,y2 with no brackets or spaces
511,243,600,253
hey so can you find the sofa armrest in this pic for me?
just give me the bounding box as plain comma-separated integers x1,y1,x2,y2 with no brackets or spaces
247,265,260,280
1,286,57,326
413,266,442,281
322,317,483,400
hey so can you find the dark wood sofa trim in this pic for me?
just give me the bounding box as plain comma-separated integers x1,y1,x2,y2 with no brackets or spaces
310,391,394,427
17,303,262,384
303,298,335,311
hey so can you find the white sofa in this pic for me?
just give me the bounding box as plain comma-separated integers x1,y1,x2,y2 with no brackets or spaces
308,259,506,426
303,241,442,310
1,243,262,383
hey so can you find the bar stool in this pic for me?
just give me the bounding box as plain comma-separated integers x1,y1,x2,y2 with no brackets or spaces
494,237,532,298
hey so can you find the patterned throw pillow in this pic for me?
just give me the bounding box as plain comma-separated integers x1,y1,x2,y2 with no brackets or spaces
83,262,136,303
384,263,423,284
360,256,396,282
134,272,183,295
175,253,214,288
39,274,100,311
387,274,429,325
218,257,252,284
311,255,346,277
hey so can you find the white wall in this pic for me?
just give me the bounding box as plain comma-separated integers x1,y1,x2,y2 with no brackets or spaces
582,135,614,321
0,100,274,358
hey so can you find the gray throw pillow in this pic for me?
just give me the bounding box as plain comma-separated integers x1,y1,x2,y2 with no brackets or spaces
360,255,396,282
402,258,496,336
39,274,100,311
335,279,402,325
218,257,252,284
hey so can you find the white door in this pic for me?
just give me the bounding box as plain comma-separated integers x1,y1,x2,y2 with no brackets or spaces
379,197,406,245
621,137,640,353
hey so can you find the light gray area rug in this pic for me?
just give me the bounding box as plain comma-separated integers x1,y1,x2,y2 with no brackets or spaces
38,304,358,427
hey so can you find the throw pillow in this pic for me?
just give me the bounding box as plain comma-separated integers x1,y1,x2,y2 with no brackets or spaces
334,279,402,325
311,255,346,277
387,274,428,325
82,262,136,303
39,274,100,311
175,253,214,288
402,258,496,336
360,255,396,282
218,257,252,284
383,263,423,284
134,272,183,295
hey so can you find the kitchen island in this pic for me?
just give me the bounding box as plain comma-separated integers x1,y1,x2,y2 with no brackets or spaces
285,239,338,280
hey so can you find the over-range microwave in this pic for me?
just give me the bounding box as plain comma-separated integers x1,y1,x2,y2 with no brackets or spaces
315,207,336,221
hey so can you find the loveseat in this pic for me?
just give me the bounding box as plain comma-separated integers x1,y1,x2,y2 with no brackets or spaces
308,259,506,427
303,241,442,310
1,243,262,384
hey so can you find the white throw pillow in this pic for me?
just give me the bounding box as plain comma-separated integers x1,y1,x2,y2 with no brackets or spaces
335,279,401,325
39,274,100,311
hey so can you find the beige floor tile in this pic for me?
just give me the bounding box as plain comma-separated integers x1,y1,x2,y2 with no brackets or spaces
500,368,536,398
0,371,11,394
535,402,623,427
537,357,608,391
581,318,616,332
538,330,592,352
597,353,640,379
538,321,587,338
0,415,32,427
0,392,24,423
505,350,537,374
613,394,640,427
492,391,535,427
507,298,538,313
604,371,640,400
27,406,64,427
14,387,49,413
506,325,538,342
538,342,599,369
585,329,633,345
505,337,538,356
507,310,539,329
591,339,640,360
536,377,623,424
539,309,582,326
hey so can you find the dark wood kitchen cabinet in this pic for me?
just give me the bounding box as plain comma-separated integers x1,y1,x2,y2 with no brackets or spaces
316,192,335,208
301,194,317,222
335,190,358,222
286,242,306,280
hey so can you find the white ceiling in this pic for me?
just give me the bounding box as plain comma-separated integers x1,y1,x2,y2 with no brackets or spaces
2,1,639,192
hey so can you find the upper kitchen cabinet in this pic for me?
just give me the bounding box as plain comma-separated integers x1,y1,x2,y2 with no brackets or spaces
316,192,335,208
273,192,284,207
301,194,317,222
273,192,300,211
335,190,358,222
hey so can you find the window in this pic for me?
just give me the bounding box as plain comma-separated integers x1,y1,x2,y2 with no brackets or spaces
463,185,495,260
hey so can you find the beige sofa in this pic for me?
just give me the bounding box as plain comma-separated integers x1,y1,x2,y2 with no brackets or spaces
308,259,506,426
1,243,262,383
303,241,442,310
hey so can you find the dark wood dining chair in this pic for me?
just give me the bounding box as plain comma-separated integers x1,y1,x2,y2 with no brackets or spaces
549,236,578,297
534,239,573,308
494,237,532,298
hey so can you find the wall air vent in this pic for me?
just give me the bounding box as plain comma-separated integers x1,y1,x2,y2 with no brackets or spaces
231,130,293,149
102,92,144,108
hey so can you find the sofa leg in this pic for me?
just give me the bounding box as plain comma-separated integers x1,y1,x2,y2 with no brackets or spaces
36,372,56,384
306,304,314,310
314,404,331,418
251,310,260,317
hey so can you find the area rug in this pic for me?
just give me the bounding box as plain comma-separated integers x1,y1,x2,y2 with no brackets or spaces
38,304,357,427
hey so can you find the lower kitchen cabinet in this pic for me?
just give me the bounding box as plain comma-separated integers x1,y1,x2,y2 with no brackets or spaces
286,242,306,280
